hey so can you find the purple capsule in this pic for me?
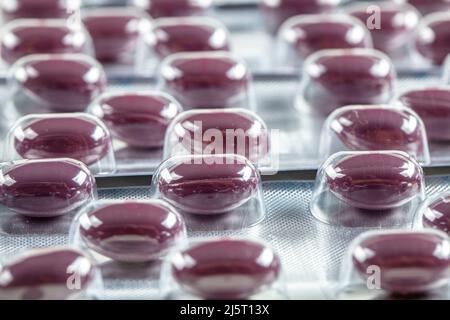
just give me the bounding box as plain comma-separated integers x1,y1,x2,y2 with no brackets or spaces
326,153,423,210
160,52,252,109
92,92,182,148
260,0,342,34
0,248,96,300
132,0,212,18
352,231,450,295
79,201,186,263
415,13,450,65
171,239,281,299
13,114,112,166
279,15,372,61
399,87,450,142
158,155,260,215
11,54,107,113
1,0,74,22
83,9,147,63
0,20,90,65
303,49,396,115
329,106,426,155
0,159,95,218
349,3,420,56
172,109,269,162
422,194,450,234
149,17,230,60
398,0,450,15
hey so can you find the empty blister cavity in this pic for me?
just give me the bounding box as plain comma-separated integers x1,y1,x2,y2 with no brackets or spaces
347,1,421,61
298,48,396,116
311,151,425,227
336,229,450,299
0,19,93,66
414,12,450,66
82,7,152,64
160,238,286,300
163,108,272,167
5,113,115,175
7,54,107,116
89,91,183,149
0,247,99,300
151,154,266,231
0,0,79,22
131,0,213,18
158,51,255,110
399,86,450,142
0,158,96,218
275,14,372,69
259,0,343,35
69,200,187,263
136,17,230,71
319,105,430,165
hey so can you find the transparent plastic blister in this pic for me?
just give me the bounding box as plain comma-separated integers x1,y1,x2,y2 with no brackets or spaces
346,1,421,64
414,191,450,235
82,7,152,65
319,105,430,165
0,246,102,300
335,229,450,300
160,237,287,300
157,51,256,110
136,16,231,73
130,0,214,19
5,53,107,119
163,108,274,170
275,14,373,69
297,48,397,117
150,154,266,231
414,11,450,67
89,91,183,149
0,0,80,22
0,19,94,67
311,151,426,228
4,113,116,175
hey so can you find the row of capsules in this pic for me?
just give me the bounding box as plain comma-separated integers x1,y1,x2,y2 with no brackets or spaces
0,0,450,300
0,0,282,300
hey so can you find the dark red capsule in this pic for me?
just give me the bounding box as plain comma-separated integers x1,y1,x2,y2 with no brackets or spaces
172,109,269,161
329,106,426,155
79,201,186,262
0,248,96,300
279,15,371,61
349,3,420,55
161,52,251,109
158,155,260,214
13,114,112,166
326,152,423,210
0,159,95,218
398,0,450,15
303,49,396,115
260,0,342,34
415,13,450,65
352,231,450,294
422,194,450,234
171,239,281,299
83,9,147,63
11,54,107,113
1,0,74,22
149,17,230,59
132,0,212,18
92,92,182,148
0,20,90,65
399,87,450,142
